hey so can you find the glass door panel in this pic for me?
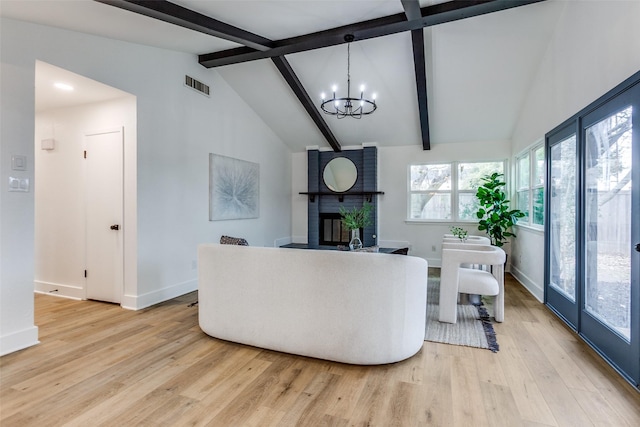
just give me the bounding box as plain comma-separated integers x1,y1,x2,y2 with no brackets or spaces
549,135,577,302
546,128,579,328
585,106,632,341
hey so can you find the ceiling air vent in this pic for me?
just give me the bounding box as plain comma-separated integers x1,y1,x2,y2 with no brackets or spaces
185,75,210,97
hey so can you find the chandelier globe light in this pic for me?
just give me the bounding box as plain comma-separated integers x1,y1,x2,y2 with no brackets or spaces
320,34,377,119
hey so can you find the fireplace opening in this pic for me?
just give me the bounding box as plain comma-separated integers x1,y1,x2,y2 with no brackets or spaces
319,213,351,246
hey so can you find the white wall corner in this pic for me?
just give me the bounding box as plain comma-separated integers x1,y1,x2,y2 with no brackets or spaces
121,279,197,310
0,326,39,356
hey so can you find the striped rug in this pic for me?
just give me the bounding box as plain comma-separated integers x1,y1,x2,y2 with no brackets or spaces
424,271,499,352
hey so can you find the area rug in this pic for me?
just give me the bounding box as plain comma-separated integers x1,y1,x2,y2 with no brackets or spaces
424,272,499,352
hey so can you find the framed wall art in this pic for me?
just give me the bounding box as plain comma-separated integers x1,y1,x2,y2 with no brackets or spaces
209,154,259,221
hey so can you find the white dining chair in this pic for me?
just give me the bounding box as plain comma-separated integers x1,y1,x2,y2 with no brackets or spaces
439,243,506,323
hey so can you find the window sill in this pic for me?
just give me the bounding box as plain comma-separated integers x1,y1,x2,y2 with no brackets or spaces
404,219,478,225
514,223,544,235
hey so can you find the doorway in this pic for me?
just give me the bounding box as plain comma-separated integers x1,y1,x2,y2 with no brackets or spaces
34,61,135,305
545,72,639,387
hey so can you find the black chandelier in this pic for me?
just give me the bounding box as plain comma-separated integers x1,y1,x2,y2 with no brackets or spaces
320,34,377,119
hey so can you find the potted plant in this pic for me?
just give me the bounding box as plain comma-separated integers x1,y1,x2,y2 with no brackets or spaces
449,226,468,242
475,173,525,247
339,202,373,250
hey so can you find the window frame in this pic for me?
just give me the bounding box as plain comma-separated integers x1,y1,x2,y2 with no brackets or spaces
407,159,507,223
515,140,545,229
406,162,453,221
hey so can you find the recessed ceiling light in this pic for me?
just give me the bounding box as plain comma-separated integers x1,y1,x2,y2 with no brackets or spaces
54,82,74,91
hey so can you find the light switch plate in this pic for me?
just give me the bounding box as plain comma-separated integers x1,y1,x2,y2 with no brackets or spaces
11,155,27,171
8,177,29,192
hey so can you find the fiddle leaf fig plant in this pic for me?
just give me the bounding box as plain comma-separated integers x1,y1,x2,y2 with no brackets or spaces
475,173,525,247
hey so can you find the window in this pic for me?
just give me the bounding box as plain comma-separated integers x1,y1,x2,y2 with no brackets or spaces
458,161,504,220
408,161,504,221
409,163,451,220
516,143,545,226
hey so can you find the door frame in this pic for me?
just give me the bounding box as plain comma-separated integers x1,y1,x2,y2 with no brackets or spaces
544,70,640,388
545,122,580,329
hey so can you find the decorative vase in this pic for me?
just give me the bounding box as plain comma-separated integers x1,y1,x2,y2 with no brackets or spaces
349,229,363,250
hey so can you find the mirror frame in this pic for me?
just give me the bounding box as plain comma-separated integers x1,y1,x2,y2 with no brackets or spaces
323,157,358,193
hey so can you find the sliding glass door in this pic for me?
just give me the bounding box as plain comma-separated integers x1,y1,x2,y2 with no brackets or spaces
545,74,639,387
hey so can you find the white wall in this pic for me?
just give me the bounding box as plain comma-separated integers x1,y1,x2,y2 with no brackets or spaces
1,18,292,354
510,0,640,301
291,141,511,266
35,97,136,300
1,26,39,354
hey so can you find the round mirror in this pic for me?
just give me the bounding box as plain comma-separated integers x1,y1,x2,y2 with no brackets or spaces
323,157,357,192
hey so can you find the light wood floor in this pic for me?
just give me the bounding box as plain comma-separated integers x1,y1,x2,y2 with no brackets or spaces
1,273,639,426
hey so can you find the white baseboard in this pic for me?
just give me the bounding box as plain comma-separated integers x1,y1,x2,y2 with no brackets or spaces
425,257,440,268
35,280,84,300
0,326,39,356
273,236,292,247
510,265,544,302
121,278,197,310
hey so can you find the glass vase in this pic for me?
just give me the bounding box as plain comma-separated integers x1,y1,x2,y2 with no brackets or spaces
349,229,363,250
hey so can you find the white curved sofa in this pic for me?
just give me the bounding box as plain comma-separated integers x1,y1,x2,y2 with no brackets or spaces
198,244,428,365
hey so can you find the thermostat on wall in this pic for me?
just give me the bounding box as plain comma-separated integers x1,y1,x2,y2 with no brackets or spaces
11,155,27,170
41,138,55,150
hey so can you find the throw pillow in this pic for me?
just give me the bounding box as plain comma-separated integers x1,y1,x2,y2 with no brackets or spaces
220,235,249,246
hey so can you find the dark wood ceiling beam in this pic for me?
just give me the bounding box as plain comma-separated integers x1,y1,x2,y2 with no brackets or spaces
95,0,342,151
401,0,422,20
272,57,341,152
199,0,546,68
94,0,274,51
403,0,430,150
410,30,430,150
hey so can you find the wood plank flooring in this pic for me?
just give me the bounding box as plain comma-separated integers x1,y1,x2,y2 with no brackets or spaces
1,273,639,426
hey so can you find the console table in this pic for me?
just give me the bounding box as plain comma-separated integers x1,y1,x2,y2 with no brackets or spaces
280,243,404,254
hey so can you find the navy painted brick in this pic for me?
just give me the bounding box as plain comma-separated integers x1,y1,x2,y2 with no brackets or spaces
307,147,378,246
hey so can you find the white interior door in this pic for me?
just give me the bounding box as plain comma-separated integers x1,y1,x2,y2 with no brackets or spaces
85,128,123,303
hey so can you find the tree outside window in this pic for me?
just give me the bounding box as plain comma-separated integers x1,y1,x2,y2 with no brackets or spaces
408,161,504,221
516,143,545,227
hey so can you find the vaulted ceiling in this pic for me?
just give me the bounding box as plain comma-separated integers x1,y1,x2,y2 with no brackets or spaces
1,0,564,152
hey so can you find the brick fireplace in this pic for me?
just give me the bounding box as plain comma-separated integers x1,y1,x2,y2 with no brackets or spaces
306,146,379,247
